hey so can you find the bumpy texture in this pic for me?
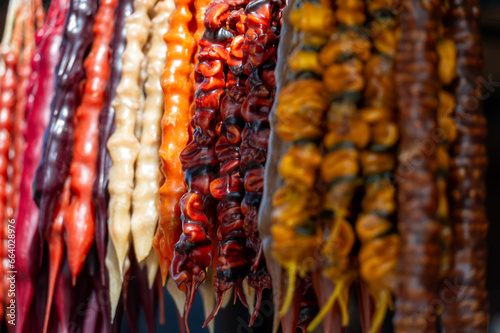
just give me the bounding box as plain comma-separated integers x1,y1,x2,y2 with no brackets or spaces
355,2,401,332
105,0,156,319
240,0,284,324
3,5,25,331
310,0,370,329
442,0,489,331
270,0,333,323
131,0,175,263
106,0,156,276
6,0,35,222
154,0,196,285
171,0,234,323
393,1,441,332
92,0,133,285
435,8,458,281
203,3,251,325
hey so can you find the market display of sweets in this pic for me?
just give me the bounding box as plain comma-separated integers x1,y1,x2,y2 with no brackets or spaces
0,0,492,332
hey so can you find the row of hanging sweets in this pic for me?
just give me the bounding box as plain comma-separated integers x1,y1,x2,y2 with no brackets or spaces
0,0,490,332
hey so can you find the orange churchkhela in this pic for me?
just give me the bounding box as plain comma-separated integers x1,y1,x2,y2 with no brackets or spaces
64,0,118,280
154,0,197,285
273,0,371,330
7,0,36,222
435,3,457,282
1,1,23,328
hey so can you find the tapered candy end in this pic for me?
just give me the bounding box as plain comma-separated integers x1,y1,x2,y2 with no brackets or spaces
249,287,264,327
66,202,95,279
182,272,206,333
235,283,248,308
202,291,225,328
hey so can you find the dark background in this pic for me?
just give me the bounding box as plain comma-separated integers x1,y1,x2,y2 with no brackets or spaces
1,0,500,332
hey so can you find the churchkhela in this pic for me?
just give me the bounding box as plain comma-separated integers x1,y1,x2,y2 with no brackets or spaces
1,0,492,332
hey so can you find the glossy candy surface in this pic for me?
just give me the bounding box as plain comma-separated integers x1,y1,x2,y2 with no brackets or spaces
154,0,197,285
33,0,97,243
92,0,133,285
204,3,250,325
172,0,234,323
64,0,118,280
132,0,175,266
105,0,157,318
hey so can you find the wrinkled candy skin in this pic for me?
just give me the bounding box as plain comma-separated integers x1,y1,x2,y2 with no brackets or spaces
92,0,133,285
203,5,251,325
33,0,97,250
240,0,283,324
172,0,233,322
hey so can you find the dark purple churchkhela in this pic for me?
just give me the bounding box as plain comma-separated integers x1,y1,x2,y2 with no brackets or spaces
33,0,97,245
92,0,133,285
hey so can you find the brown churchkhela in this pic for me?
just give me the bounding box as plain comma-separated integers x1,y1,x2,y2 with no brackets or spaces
394,0,441,332
241,0,282,324
435,5,457,281
442,0,489,331
172,0,233,323
204,1,251,325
